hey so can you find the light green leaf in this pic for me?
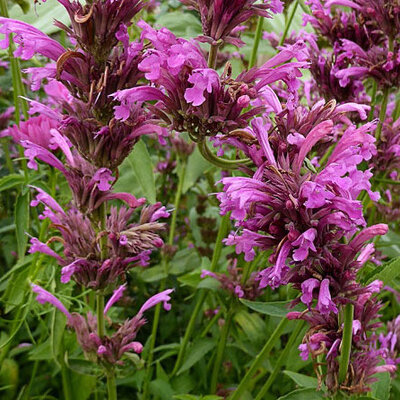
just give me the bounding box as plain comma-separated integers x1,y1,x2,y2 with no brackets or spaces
277,388,325,400
155,11,202,39
15,191,29,258
9,0,71,35
371,371,391,400
239,299,303,317
182,146,210,194
177,338,216,375
364,256,400,286
115,139,156,203
283,371,318,389
51,309,66,365
140,265,167,283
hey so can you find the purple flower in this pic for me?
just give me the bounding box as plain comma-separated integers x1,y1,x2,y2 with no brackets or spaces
316,279,338,315
300,278,320,308
104,284,127,315
138,289,174,315
0,18,65,60
292,228,317,261
180,0,283,47
31,284,71,320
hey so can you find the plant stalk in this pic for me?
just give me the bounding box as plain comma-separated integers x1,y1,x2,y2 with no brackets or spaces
249,17,264,69
170,213,230,376
279,0,299,46
107,370,117,400
375,87,390,141
208,42,221,69
143,159,187,398
338,303,354,384
254,321,305,400
229,317,288,400
210,305,234,393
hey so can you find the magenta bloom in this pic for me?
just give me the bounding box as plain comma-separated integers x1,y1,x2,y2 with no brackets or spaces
31,284,72,320
29,187,168,290
0,18,65,60
32,284,173,366
180,0,283,47
112,23,308,141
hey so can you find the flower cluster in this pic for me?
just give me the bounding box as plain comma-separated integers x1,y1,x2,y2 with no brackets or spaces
0,0,173,377
217,95,395,392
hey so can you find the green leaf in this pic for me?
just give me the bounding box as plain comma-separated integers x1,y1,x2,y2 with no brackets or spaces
115,139,156,203
277,388,325,400
51,309,66,365
140,265,167,283
70,372,96,400
283,371,319,389
155,11,202,39
174,396,222,400
9,0,71,34
234,310,265,343
3,267,30,313
371,371,391,400
283,371,318,389
239,299,303,317
15,191,29,258
182,146,210,194
65,357,101,376
149,379,175,400
364,256,400,286
0,174,24,192
28,340,53,360
177,338,216,375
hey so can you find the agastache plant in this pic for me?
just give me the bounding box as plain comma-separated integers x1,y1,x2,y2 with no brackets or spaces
2,0,400,398
0,0,172,398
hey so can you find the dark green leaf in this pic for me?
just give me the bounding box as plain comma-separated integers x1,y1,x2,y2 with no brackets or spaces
70,372,96,400
65,357,101,376
149,379,175,400
0,174,24,192
177,338,216,375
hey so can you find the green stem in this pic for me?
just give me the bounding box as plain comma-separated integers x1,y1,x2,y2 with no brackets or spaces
168,160,186,246
375,87,390,141
279,0,299,46
0,0,28,177
254,321,304,400
170,213,230,376
200,309,222,338
229,318,288,400
61,359,73,400
2,139,14,173
143,159,187,398
208,42,221,69
338,303,354,384
210,306,234,393
107,370,117,400
97,294,105,338
198,140,251,169
249,17,264,69
368,80,377,121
